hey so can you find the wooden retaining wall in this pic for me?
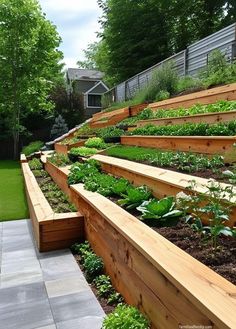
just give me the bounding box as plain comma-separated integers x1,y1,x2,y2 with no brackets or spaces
92,154,236,227
44,161,71,198
21,161,84,252
137,110,236,127
70,184,236,329
121,135,236,157
149,83,236,111
54,140,85,155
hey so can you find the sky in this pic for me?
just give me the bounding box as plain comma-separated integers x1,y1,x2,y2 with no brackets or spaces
39,0,102,68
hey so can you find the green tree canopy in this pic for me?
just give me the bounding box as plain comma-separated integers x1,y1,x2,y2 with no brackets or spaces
78,0,236,86
0,0,64,157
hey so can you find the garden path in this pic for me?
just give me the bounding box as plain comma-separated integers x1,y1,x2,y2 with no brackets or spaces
0,219,104,329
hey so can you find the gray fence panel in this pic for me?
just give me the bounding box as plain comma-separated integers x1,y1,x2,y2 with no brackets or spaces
107,23,236,103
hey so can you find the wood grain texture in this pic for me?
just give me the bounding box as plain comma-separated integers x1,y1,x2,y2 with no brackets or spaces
121,135,236,157
92,154,236,226
54,140,85,155
149,83,236,110
21,162,84,252
137,110,236,127
71,184,236,329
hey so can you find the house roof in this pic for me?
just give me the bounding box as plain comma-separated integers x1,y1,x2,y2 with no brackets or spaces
84,81,109,94
67,68,104,81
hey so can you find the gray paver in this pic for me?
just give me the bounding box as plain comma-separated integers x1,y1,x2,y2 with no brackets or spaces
49,290,104,323
56,316,104,329
0,219,105,328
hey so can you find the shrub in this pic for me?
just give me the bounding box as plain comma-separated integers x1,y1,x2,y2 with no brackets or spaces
85,137,107,149
177,76,204,93
102,304,150,329
28,158,43,170
133,61,178,103
22,141,44,156
50,115,68,140
200,50,236,87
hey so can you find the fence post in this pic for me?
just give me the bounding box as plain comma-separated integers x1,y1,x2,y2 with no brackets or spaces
183,49,187,76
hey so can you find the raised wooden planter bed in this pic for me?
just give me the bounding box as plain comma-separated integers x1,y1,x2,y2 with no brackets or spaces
70,184,236,329
137,109,236,127
129,103,148,116
149,83,236,111
121,135,236,157
92,154,236,227
90,107,129,125
21,161,84,252
54,140,85,155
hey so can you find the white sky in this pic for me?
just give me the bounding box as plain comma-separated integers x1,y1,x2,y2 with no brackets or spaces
39,0,102,68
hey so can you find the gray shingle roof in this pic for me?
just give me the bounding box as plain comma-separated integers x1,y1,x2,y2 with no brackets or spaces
67,68,104,81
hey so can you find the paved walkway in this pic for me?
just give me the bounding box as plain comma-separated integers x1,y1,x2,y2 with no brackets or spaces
0,219,105,329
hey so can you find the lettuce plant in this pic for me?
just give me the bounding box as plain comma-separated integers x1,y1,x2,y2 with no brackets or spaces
137,197,182,226
118,186,151,209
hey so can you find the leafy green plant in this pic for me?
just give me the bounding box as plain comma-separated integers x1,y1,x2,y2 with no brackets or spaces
177,181,236,248
68,160,100,185
48,153,71,167
105,145,224,174
28,158,43,170
112,178,130,196
97,126,125,139
93,275,113,298
131,120,236,137
200,50,236,88
22,141,44,156
102,304,150,329
84,253,104,280
137,197,182,226
85,137,107,149
118,186,151,209
31,169,48,178
60,137,81,145
68,146,98,162
138,108,154,120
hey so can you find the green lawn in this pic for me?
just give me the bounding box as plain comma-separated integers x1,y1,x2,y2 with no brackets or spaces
0,160,29,221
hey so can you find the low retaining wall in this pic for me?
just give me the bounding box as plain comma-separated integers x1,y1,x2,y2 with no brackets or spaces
70,184,236,329
149,83,236,111
54,140,85,155
92,154,236,227
21,161,84,252
137,110,236,127
121,135,236,157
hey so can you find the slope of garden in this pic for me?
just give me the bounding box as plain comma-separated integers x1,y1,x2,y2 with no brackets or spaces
21,82,236,329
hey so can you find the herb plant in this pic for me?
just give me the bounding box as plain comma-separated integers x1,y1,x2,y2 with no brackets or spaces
28,158,43,170
48,153,71,167
85,137,107,149
102,304,150,329
68,146,98,162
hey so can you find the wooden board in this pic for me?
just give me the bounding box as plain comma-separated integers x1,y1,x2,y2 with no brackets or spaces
21,162,84,252
54,140,85,155
121,135,236,158
130,103,148,116
91,106,129,122
149,83,236,110
71,184,236,329
92,154,236,227
137,110,236,127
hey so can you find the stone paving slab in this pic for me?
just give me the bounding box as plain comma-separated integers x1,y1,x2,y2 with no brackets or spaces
0,219,105,329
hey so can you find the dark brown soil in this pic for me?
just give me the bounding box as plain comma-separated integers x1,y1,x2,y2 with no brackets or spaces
74,254,116,314
33,171,76,213
129,158,234,185
153,222,236,285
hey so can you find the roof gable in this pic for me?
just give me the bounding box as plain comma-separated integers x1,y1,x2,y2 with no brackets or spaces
67,68,104,81
84,81,109,94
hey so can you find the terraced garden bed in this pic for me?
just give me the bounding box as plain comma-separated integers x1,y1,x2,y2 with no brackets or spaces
21,157,84,251
121,135,236,157
105,145,234,182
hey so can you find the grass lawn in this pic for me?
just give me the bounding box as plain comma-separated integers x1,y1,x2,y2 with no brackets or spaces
0,160,29,221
